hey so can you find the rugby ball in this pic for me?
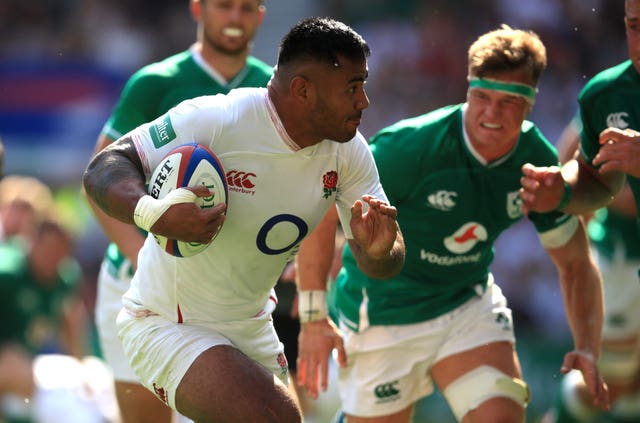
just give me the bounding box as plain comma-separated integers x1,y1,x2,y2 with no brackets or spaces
147,143,228,257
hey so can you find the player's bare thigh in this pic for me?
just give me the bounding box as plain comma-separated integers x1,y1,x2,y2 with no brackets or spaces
431,341,525,423
175,345,302,423
114,380,173,423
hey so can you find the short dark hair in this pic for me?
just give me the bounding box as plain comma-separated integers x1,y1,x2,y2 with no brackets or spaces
277,17,370,68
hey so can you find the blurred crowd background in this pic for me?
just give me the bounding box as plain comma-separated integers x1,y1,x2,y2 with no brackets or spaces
0,0,628,421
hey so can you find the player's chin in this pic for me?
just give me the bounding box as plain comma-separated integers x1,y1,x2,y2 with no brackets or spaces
338,122,360,141
335,133,356,143
216,42,248,57
329,131,355,144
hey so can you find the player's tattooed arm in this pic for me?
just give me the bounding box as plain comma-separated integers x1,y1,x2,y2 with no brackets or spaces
83,136,148,224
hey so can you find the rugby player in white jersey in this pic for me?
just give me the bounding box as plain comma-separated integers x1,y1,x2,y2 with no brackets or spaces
86,1,271,421
83,17,405,422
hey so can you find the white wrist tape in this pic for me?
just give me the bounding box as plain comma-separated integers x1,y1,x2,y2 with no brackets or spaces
133,189,197,232
298,290,328,323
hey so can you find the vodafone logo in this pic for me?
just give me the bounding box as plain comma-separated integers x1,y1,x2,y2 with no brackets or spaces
226,170,256,194
444,222,488,254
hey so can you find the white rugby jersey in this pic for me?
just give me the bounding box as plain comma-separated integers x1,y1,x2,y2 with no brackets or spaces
123,87,386,323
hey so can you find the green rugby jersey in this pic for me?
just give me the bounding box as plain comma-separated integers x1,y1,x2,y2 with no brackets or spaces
0,241,81,353
578,60,640,215
103,50,273,140
100,49,273,273
334,104,573,331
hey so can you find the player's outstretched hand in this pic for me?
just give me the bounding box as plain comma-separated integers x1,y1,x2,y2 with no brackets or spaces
297,318,346,400
349,195,399,260
519,163,565,215
595,128,640,178
560,350,610,411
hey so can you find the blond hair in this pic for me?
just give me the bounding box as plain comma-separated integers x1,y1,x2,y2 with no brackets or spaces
468,24,547,85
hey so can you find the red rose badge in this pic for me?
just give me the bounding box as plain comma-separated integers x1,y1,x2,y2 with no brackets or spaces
322,171,338,199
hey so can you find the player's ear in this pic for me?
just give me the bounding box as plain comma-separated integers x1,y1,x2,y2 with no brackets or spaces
290,75,312,103
190,0,202,22
257,3,266,25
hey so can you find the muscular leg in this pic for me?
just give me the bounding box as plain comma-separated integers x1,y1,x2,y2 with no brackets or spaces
175,345,302,423
432,341,526,423
114,381,173,423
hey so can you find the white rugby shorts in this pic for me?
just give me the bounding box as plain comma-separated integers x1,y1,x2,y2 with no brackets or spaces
95,259,138,382
337,277,515,417
116,307,288,410
595,249,640,340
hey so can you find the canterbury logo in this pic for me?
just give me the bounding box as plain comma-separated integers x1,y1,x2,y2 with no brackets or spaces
374,381,400,399
226,170,256,189
606,112,629,130
444,222,488,254
427,190,457,211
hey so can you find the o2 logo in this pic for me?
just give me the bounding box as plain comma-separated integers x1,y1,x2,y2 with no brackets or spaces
256,214,308,255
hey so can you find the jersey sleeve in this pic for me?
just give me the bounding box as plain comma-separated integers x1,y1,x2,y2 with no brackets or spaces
334,133,389,239
131,95,226,179
577,96,601,167
522,124,581,248
536,214,579,248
